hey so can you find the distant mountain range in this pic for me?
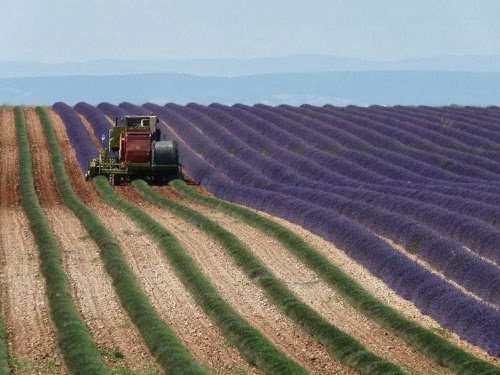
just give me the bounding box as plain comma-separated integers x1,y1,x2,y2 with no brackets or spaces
2,71,500,107
1,55,499,106
1,54,500,78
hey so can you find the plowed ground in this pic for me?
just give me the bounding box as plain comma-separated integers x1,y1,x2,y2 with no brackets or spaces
0,107,498,374
0,108,63,374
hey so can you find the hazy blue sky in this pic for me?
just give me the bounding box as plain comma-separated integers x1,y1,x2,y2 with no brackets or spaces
2,0,500,62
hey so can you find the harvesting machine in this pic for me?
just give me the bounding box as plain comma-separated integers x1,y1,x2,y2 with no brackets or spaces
85,115,180,185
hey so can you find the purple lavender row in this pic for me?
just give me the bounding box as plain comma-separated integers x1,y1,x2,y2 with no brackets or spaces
457,106,500,129
231,104,500,208
359,105,500,152
391,105,500,138
369,106,500,180
168,103,396,191
414,183,500,206
96,102,127,119
177,104,500,251
257,103,497,191
191,103,411,187
479,106,500,120
74,102,112,147
345,105,500,153
305,104,466,152
119,102,150,115
184,103,500,304
302,106,500,192
325,188,500,264
196,104,500,227
296,104,500,180
247,104,500,194
371,105,500,162
181,103,500,265
100,102,500,290
339,183,500,228
143,103,500,356
52,102,98,173
154,104,498,274
230,103,478,186
388,106,500,143
249,104,500,189
167,103,345,186
331,186,500,264
367,106,500,162
335,105,500,165
299,104,500,179
411,106,500,160
147,104,271,187
272,106,500,225
197,105,500,225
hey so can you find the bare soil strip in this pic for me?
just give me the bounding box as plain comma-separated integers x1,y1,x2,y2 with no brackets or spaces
246,202,499,366
378,235,497,308
25,108,159,373
94,201,259,374
48,110,95,205
121,188,357,375
169,197,448,373
78,114,103,149
49,110,256,374
0,109,21,208
0,108,64,373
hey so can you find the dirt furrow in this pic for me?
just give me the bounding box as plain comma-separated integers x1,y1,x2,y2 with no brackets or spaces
0,109,21,208
0,108,64,373
48,110,256,373
379,235,496,308
25,108,159,373
184,200,451,373
93,202,259,374
248,203,500,365
78,114,104,149
48,103,499,371
48,110,95,205
121,188,356,375
0,209,65,374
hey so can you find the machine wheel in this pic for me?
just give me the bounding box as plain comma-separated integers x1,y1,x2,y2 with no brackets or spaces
151,175,169,185
109,174,121,186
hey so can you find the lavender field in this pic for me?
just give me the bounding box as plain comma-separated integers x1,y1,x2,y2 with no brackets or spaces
55,101,500,366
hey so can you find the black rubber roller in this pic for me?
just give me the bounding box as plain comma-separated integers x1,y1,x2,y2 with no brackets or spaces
152,140,179,165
